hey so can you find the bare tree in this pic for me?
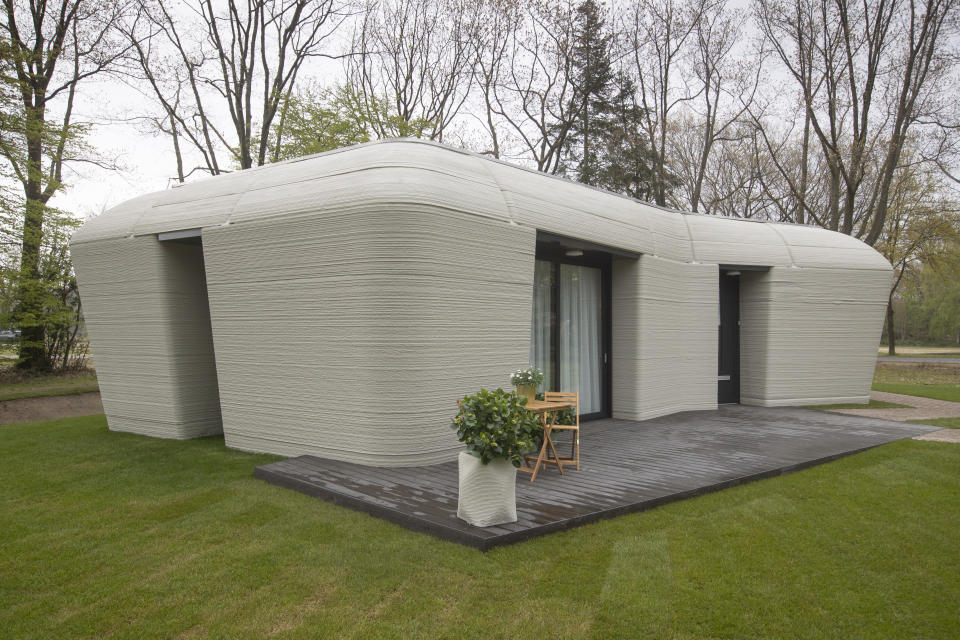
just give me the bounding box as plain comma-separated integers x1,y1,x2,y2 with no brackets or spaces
680,0,759,212
470,0,579,172
122,0,346,178
754,0,958,244
748,104,831,225
876,154,960,353
465,0,521,158
1,0,130,369
347,0,475,142
621,0,708,206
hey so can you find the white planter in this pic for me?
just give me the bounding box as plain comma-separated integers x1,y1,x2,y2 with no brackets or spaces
457,451,518,527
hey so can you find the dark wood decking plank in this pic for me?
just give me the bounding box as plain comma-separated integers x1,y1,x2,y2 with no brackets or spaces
255,406,937,550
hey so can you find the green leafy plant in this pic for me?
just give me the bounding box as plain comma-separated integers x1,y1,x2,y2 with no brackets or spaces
510,367,544,387
452,388,541,467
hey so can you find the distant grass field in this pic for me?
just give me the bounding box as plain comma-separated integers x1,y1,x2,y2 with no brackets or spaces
805,399,913,410
907,417,960,429
878,353,960,359
878,346,960,357
1,415,959,639
873,363,960,403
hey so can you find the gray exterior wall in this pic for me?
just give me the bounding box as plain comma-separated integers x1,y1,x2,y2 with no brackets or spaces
70,139,893,465
612,255,717,420
71,236,222,438
740,266,890,406
202,207,535,464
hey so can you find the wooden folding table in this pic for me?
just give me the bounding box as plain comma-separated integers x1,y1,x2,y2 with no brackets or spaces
518,399,576,482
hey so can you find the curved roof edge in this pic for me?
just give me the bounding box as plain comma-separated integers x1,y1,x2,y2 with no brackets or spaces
72,138,892,272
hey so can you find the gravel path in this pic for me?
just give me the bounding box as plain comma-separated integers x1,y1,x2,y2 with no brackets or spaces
913,430,960,443
823,391,960,444
826,391,960,421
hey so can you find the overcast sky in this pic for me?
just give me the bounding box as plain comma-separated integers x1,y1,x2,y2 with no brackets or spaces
53,27,347,223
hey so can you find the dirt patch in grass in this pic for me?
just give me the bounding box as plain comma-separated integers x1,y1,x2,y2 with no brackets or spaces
0,365,99,402
0,391,103,424
872,363,960,403
874,363,960,384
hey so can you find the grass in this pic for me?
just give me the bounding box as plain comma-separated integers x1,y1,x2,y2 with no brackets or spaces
907,417,960,429
878,352,960,359
0,369,99,402
878,346,960,356
873,363,960,403
2,416,959,639
874,383,960,402
804,399,913,410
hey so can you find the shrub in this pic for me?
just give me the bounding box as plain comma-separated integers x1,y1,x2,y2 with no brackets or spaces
452,388,541,467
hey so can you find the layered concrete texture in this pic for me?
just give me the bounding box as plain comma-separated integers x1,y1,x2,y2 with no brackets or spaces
201,210,534,464
612,255,717,421
71,139,891,465
70,236,222,439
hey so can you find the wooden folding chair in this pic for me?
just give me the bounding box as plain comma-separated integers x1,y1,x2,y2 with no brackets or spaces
544,391,580,471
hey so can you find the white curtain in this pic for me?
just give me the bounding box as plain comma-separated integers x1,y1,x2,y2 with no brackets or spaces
529,260,553,392
559,264,602,413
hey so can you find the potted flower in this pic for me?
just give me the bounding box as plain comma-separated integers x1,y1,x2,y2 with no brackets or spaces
510,367,544,403
452,388,541,527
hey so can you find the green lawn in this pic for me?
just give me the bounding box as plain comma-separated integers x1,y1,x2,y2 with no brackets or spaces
0,370,99,402
879,353,960,358
907,417,960,429
872,383,960,402
2,416,959,639
873,363,960,403
804,399,913,410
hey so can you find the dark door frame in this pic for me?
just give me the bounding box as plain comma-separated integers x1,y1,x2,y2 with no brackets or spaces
535,239,612,421
718,269,740,404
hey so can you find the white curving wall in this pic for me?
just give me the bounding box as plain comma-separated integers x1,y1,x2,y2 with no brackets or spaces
740,266,890,406
71,236,222,438
201,207,535,465
70,139,893,462
612,255,718,420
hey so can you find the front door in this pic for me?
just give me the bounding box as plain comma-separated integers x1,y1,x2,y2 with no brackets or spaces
718,271,740,403
530,252,611,419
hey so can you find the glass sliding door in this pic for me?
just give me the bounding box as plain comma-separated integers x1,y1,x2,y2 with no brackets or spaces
529,260,554,392
559,265,603,414
529,254,609,418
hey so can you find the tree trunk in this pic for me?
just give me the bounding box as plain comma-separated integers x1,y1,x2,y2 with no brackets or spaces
885,301,896,356
16,105,50,371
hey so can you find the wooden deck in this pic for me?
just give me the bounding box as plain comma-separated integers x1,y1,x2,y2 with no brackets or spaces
255,405,936,550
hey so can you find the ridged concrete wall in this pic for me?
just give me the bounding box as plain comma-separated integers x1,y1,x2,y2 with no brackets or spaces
70,139,893,463
201,208,535,464
612,255,718,420
740,266,890,406
71,236,222,438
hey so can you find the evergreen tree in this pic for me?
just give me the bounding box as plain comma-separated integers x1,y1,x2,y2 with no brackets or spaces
562,1,665,199
598,74,669,201
563,0,615,186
